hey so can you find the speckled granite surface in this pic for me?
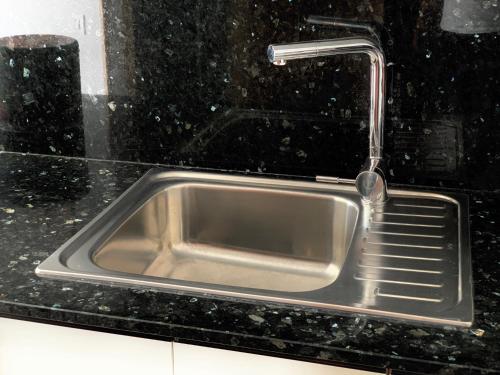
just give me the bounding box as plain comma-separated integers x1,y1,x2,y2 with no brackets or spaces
0,151,498,374
2,1,500,192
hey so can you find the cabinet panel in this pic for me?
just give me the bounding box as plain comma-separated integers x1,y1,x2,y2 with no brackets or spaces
0,317,382,375
0,317,172,375
174,342,380,375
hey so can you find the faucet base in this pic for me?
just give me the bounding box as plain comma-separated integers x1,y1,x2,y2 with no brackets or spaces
355,158,388,204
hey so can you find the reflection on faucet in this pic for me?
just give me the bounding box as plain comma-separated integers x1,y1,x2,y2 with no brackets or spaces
306,15,382,45
267,37,388,204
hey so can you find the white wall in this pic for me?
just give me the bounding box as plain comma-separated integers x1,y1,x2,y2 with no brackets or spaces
0,0,107,95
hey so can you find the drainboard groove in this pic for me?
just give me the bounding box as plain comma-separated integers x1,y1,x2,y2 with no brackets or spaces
360,251,444,261
366,241,444,250
354,275,443,288
368,230,444,239
374,212,446,219
393,203,446,210
370,220,446,228
358,264,444,274
375,291,444,303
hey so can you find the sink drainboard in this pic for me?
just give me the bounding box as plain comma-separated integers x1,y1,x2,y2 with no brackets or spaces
358,198,463,306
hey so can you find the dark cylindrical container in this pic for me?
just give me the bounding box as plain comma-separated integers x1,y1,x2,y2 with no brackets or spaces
0,34,84,156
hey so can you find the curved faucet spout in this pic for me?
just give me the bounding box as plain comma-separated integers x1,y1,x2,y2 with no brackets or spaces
267,37,387,204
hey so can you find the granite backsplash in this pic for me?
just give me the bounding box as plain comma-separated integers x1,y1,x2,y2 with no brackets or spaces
0,0,499,190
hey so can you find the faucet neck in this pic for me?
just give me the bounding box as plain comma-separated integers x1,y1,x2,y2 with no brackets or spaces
267,37,385,164
267,37,387,204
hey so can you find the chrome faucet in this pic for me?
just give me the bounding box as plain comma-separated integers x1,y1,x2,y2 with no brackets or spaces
267,37,388,204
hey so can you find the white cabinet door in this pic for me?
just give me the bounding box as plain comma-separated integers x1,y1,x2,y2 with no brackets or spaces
173,343,380,375
0,317,173,375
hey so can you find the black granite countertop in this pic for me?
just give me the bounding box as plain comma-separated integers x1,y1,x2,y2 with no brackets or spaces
0,151,498,375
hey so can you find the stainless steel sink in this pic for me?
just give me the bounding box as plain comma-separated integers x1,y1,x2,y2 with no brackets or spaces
36,170,473,326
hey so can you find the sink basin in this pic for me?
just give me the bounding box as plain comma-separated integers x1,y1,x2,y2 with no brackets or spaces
37,170,473,326
93,183,359,292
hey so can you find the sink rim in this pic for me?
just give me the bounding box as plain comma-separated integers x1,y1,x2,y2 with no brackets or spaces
36,169,473,327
